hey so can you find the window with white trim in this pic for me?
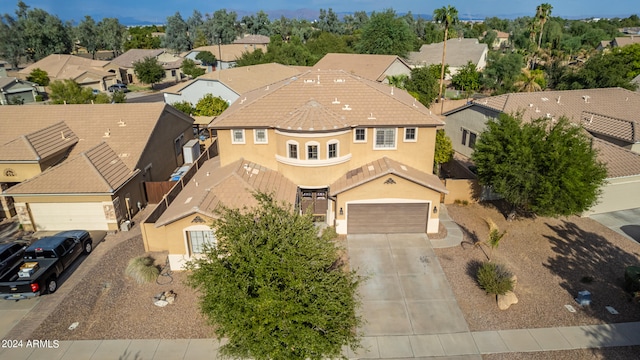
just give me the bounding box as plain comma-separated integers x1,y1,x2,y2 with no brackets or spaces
307,144,319,159
328,141,338,158
404,127,417,142
374,128,396,149
187,230,216,255
354,128,366,142
231,129,245,144
287,141,298,159
254,129,268,144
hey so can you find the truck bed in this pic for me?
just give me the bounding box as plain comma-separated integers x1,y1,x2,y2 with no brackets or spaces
0,259,57,295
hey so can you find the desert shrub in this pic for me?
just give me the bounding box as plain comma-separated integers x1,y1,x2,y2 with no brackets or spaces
125,256,159,284
476,261,514,295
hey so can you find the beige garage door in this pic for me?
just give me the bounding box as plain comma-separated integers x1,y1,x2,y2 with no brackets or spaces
347,203,429,234
28,202,108,231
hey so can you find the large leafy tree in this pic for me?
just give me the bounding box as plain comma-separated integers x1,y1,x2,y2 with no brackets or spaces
535,3,553,50
317,8,344,34
164,12,191,53
433,5,459,111
26,68,49,86
21,7,72,61
205,9,239,45
186,10,206,47
49,79,102,104
77,16,100,59
472,113,607,217
451,61,481,96
405,65,439,107
355,9,416,57
181,58,205,78
186,193,363,360
515,68,546,92
194,94,228,116
195,50,216,66
133,56,165,88
482,52,524,94
0,2,27,69
241,10,271,36
123,25,162,50
98,17,126,57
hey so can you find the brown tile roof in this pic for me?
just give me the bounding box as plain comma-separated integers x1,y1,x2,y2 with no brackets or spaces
0,77,37,90
210,69,444,131
110,49,165,68
162,63,303,96
330,157,448,195
581,112,639,143
592,137,640,178
233,34,270,45
187,44,268,62
408,39,488,67
612,36,640,47
0,103,193,171
154,157,297,226
313,53,411,82
18,54,113,81
469,88,640,143
5,142,137,195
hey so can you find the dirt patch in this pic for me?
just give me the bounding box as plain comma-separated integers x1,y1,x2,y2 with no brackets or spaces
435,203,640,331
30,236,212,340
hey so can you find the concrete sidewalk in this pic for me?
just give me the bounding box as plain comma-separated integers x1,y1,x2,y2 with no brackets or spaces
2,322,640,359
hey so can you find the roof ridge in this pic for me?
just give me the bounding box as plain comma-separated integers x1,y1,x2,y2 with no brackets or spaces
20,135,40,160
82,143,116,192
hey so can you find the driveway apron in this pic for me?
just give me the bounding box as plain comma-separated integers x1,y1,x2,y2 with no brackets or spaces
347,233,477,359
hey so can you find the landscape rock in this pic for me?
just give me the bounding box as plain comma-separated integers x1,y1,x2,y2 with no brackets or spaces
498,291,518,310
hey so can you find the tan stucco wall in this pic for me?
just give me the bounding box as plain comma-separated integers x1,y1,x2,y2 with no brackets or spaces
0,163,42,182
113,173,146,222
443,179,481,204
217,127,438,186
137,108,195,184
142,213,215,254
586,175,640,215
334,174,442,234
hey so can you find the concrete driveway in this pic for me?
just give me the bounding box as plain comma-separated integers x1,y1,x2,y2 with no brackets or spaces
590,208,640,243
347,233,477,358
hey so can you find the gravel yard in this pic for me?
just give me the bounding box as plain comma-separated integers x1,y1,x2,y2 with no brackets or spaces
20,202,640,359
30,236,212,340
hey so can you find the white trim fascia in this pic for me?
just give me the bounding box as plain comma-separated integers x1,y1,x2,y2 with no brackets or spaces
276,153,352,167
274,129,350,138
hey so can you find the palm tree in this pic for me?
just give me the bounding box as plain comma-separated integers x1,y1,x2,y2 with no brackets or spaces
515,68,544,92
433,5,458,113
536,3,553,50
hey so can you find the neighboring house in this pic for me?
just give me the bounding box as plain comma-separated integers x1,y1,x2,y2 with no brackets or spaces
233,34,270,46
108,49,184,85
620,27,640,35
0,103,194,231
482,30,510,49
609,36,640,48
183,44,268,70
144,69,448,269
0,77,39,105
312,53,412,83
162,63,304,106
443,88,640,215
18,54,117,91
408,38,489,77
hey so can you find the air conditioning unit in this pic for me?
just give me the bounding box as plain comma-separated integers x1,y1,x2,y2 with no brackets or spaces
182,139,200,164
120,220,131,232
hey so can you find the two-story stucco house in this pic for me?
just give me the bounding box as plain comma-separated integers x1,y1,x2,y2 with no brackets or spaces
142,69,448,269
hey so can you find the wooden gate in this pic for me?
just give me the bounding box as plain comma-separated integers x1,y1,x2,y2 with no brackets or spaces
144,181,176,204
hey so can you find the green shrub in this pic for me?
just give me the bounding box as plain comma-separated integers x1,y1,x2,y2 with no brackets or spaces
35,95,44,102
125,256,160,284
476,262,514,295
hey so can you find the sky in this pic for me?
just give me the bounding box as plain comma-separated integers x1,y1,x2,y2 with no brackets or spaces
12,0,640,24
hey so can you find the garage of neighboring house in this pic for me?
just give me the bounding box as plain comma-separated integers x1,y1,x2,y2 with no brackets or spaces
28,202,111,231
347,202,429,234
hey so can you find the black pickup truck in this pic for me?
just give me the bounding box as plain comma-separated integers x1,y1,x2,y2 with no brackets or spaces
0,230,92,300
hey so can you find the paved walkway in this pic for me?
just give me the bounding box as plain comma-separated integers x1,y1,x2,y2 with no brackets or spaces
2,205,640,359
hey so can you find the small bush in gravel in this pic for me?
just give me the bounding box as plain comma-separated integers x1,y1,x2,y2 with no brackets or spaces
476,261,514,295
125,256,159,284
